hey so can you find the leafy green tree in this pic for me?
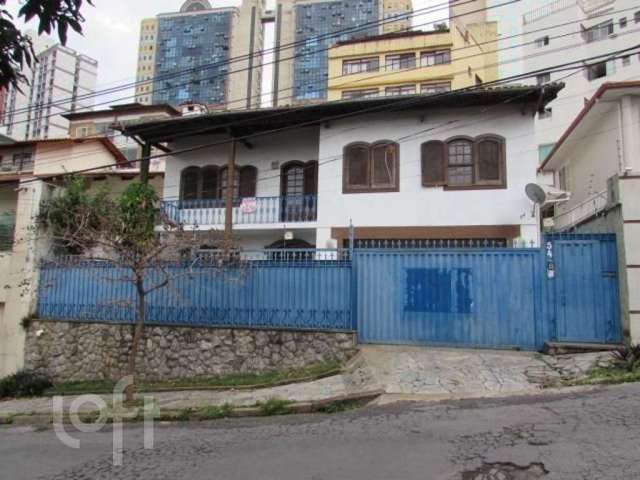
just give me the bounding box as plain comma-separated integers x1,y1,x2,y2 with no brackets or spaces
39,179,230,401
0,0,93,90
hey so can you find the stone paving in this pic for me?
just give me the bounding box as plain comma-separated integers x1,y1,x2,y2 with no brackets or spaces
0,346,615,417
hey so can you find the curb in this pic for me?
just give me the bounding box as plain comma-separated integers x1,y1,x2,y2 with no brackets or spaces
0,389,385,427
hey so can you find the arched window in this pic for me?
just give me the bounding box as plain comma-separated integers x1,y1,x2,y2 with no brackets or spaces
201,165,219,199
343,141,399,193
180,165,258,204
280,161,318,222
181,167,200,201
420,135,506,189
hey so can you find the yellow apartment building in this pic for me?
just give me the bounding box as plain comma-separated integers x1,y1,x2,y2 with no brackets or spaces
327,23,498,101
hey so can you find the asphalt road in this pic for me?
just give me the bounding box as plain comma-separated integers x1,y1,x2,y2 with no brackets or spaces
1,383,640,480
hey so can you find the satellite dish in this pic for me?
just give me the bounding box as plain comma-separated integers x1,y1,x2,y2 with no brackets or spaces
525,183,547,204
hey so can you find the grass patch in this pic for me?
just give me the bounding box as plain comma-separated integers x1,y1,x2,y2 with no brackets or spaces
315,398,368,414
47,361,341,396
577,366,640,386
257,398,293,416
193,404,233,420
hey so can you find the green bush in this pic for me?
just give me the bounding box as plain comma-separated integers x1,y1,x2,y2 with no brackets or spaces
610,344,640,372
0,370,53,399
258,398,292,416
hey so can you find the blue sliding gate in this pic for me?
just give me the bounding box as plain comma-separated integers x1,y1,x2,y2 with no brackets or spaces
354,234,622,350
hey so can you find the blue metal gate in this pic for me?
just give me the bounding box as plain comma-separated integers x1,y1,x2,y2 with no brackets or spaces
544,234,622,344
355,235,622,350
354,248,544,349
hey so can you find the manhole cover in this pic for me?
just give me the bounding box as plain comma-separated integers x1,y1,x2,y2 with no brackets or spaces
462,462,548,480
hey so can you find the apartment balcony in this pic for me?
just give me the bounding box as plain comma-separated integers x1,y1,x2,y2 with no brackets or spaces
162,195,318,227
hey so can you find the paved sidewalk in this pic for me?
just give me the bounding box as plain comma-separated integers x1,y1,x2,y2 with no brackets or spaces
0,346,613,417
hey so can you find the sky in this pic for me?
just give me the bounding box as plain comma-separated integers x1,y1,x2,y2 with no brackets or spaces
12,0,536,108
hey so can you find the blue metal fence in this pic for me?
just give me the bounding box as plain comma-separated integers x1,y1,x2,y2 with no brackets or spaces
37,250,353,331
35,236,623,350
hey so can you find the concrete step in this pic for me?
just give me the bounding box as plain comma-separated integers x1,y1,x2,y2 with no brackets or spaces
544,341,623,356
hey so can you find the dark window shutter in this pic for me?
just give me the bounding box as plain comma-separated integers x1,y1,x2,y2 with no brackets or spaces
201,166,219,199
220,167,240,204
371,142,397,187
239,166,257,198
303,161,318,195
345,144,370,189
181,167,200,200
476,138,504,185
421,141,446,186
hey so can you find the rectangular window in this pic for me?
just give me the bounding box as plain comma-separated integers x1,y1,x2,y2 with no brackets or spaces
343,142,399,193
420,50,451,67
538,144,555,163
385,53,416,70
385,84,416,96
12,153,33,171
586,61,607,81
535,36,549,48
635,11,640,23
558,165,569,191
539,108,552,120
341,88,379,100
582,20,614,43
420,82,451,94
620,17,627,28
622,55,631,67
536,73,551,85
342,57,379,75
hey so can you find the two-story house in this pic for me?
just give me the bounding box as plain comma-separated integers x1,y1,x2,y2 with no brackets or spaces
121,84,563,253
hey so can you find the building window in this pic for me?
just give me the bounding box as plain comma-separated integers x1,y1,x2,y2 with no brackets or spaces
582,20,614,43
343,141,399,193
585,60,614,80
385,53,416,70
536,73,551,85
620,17,627,28
635,10,640,23
420,82,451,94
342,88,379,99
535,36,549,48
385,84,416,96
622,55,631,66
12,153,33,171
558,165,569,191
538,143,555,163
342,57,379,75
539,108,552,120
180,165,257,203
421,135,506,189
420,50,451,67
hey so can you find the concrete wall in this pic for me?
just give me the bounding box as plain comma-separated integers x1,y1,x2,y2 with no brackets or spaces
24,320,357,382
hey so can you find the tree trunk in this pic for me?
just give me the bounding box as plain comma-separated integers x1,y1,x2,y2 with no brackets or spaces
125,278,146,402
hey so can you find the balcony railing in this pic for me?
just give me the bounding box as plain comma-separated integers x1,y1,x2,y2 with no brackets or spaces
162,195,318,226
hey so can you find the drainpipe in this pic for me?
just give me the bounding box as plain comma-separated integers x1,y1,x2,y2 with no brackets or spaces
617,99,627,174
619,95,638,175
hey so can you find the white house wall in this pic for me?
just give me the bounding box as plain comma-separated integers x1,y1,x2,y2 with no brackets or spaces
316,106,540,247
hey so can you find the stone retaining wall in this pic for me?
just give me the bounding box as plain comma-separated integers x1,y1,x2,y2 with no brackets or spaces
24,320,357,382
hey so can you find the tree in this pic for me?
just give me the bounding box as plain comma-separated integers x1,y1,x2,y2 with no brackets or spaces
0,0,93,90
39,178,234,401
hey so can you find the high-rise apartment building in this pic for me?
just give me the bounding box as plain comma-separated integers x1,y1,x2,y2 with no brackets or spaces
1,41,98,141
521,0,640,164
271,0,413,106
135,0,263,110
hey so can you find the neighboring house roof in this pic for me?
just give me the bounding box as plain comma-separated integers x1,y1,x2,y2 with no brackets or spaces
62,103,180,121
0,136,128,166
539,81,640,171
122,84,564,143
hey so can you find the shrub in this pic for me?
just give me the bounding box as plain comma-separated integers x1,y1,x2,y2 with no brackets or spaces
258,398,292,416
0,370,53,399
609,344,640,372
